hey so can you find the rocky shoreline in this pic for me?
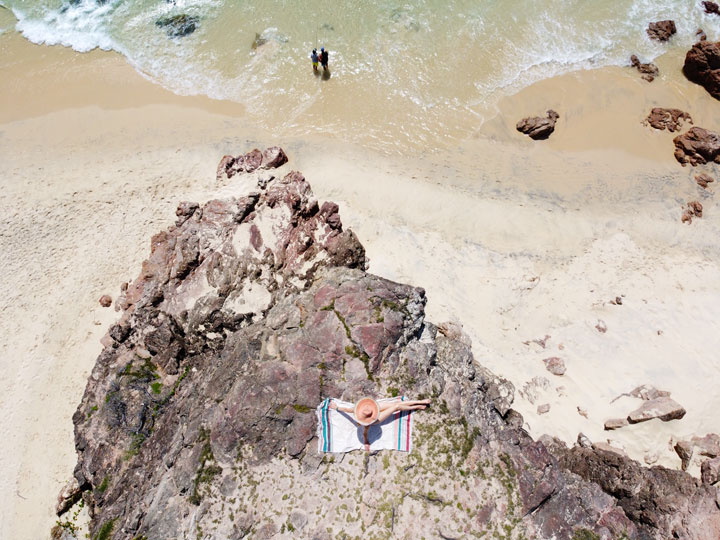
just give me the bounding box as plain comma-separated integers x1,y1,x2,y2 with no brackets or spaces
54,151,720,540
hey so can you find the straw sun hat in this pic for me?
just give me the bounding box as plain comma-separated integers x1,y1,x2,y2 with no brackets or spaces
354,397,379,426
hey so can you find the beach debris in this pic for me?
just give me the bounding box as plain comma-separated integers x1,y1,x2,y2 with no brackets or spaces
681,201,703,224
697,28,708,42
646,20,677,42
537,403,550,415
592,441,628,458
604,418,629,430
674,127,720,166
577,433,593,448
520,376,550,404
630,54,659,82
610,295,623,305
99,294,112,308
702,456,720,485
522,334,551,348
703,1,720,15
627,396,686,424
683,41,720,100
577,406,588,418
696,172,715,188
155,14,199,37
644,108,692,132
595,319,607,333
542,356,566,376
515,110,559,140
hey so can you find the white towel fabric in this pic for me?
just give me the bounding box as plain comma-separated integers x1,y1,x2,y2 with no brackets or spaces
316,397,414,453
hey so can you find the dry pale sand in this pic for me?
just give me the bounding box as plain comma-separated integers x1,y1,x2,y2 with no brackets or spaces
2,23,720,540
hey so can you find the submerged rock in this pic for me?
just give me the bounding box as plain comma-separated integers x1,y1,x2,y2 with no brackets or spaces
155,14,199,37
646,20,677,42
674,127,720,166
683,41,720,99
59,149,720,540
645,108,692,132
630,54,659,82
516,110,559,140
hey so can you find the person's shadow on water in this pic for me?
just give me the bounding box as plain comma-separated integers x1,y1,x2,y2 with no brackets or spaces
322,69,331,81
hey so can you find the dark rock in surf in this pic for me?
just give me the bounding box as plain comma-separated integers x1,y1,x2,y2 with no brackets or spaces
646,20,677,42
674,127,720,166
703,1,720,15
516,110,560,140
644,108,692,132
683,41,720,99
630,55,659,82
155,14,199,37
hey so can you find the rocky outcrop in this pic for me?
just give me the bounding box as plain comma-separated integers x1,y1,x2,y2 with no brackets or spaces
59,150,720,540
630,55,659,82
683,41,720,99
516,110,559,140
674,127,720,165
644,108,692,132
155,14,199,37
703,1,720,15
646,20,676,42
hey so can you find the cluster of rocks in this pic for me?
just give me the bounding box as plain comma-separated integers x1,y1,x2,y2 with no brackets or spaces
630,54,659,82
515,109,559,140
681,200,704,223
646,20,677,42
605,385,686,431
54,152,720,540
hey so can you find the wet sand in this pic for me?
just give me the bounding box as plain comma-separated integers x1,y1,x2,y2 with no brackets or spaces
2,23,720,539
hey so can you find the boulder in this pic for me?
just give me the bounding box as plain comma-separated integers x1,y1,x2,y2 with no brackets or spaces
604,418,629,431
155,14,199,37
696,173,715,188
627,397,686,424
674,127,720,166
683,41,720,100
644,108,692,132
702,457,720,485
542,356,566,376
646,20,677,42
703,1,720,15
630,55,659,82
516,110,560,140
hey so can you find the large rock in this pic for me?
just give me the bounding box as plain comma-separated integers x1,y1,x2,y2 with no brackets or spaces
674,127,720,166
516,110,559,140
646,20,676,42
630,55,659,82
58,149,720,540
645,108,692,132
155,14,199,37
683,41,720,99
627,397,686,424
701,457,720,485
703,1,720,15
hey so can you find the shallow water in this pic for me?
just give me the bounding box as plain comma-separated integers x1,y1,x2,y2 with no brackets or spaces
3,0,719,150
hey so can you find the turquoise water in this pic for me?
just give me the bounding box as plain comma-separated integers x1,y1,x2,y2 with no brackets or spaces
3,0,719,150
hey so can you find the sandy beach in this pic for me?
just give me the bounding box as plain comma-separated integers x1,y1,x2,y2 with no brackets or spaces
2,16,720,539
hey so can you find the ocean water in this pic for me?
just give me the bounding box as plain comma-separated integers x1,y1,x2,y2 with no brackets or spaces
3,0,719,150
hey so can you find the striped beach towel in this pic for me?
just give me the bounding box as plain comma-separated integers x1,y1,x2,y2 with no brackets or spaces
316,397,413,453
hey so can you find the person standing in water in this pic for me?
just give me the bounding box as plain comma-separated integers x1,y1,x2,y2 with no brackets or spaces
310,48,319,73
320,47,329,72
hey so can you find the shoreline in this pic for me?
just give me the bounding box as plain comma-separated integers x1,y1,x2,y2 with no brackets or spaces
2,26,720,539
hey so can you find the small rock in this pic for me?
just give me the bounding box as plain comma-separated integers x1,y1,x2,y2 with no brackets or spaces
99,294,112,308
595,320,607,333
644,452,659,465
604,418,628,430
627,396,686,424
261,146,288,169
155,14,199,37
675,440,694,471
701,456,720,485
537,403,551,415
696,173,715,188
692,433,720,458
697,28,708,42
629,384,671,401
521,376,551,404
556,386,567,397
703,1,720,15
577,433,593,448
577,406,588,419
681,201,703,224
593,441,628,458
647,20,677,42
644,108,692,132
516,110,560,140
543,356,566,376
630,54,659,82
